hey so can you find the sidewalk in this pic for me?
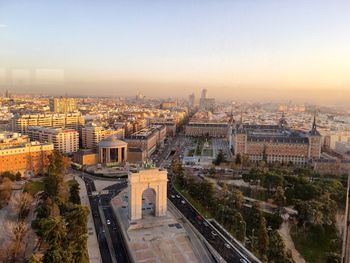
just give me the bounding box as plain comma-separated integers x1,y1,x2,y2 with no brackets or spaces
75,175,102,263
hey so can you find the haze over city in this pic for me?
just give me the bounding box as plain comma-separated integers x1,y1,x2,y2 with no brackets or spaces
1,0,350,104
1,1,350,263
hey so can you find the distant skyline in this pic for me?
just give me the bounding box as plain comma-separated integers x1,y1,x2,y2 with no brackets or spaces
1,1,350,104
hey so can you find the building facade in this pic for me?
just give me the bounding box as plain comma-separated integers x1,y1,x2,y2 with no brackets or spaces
26,126,79,154
185,122,229,137
12,112,85,134
49,97,77,113
125,125,166,157
232,114,322,165
81,122,124,149
0,140,54,176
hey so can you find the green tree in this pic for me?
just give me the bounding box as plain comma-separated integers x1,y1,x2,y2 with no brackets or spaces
257,217,269,261
232,212,246,244
213,150,226,166
27,253,43,263
267,230,293,263
325,252,341,263
274,186,286,209
229,188,244,211
263,172,284,193
69,179,81,204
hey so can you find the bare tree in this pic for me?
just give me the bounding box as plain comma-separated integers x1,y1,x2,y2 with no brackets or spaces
3,220,29,262
11,192,33,220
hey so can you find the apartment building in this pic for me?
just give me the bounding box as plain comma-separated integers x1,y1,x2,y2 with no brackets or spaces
125,125,166,157
81,122,124,149
12,112,85,134
26,126,79,154
49,97,77,113
0,133,54,176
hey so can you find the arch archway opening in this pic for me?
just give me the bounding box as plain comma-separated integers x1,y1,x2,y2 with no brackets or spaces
141,188,156,218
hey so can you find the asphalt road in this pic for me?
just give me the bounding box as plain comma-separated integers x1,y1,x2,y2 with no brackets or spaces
83,176,113,263
81,173,130,263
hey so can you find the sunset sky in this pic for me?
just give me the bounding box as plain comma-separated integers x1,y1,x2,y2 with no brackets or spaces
0,0,350,103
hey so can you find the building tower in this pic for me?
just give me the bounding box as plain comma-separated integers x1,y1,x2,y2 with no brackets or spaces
278,112,288,129
201,89,208,99
308,113,321,160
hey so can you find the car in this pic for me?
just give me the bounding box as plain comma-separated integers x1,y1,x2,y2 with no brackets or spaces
106,219,111,225
239,259,248,263
171,195,175,198
203,222,209,227
211,231,218,236
176,195,180,198
181,200,186,204
224,243,231,249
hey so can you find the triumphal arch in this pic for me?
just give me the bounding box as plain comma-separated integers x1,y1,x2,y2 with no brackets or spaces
128,167,168,221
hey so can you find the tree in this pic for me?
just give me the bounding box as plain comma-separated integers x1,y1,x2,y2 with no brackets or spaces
12,192,33,220
267,230,293,263
262,172,284,193
214,150,226,166
4,221,29,261
274,186,286,209
27,253,44,263
69,179,81,204
257,217,269,261
232,212,246,244
235,154,242,165
325,252,341,263
65,205,89,263
229,188,244,211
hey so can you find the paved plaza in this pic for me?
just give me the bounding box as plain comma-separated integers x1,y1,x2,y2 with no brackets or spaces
112,188,199,263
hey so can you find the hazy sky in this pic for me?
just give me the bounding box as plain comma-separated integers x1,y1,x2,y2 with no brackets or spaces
1,0,350,103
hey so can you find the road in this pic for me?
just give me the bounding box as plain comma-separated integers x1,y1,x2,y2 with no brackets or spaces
77,171,131,263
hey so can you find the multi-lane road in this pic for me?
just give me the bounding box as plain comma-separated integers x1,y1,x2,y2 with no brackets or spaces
80,173,131,263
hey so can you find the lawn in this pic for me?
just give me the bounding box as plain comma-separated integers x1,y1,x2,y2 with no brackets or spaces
173,181,213,218
187,149,195,157
23,180,45,195
202,148,213,157
290,225,340,263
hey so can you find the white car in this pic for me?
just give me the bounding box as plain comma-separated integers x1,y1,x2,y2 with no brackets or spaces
176,195,180,198
211,231,218,237
171,195,175,198
106,219,111,225
181,200,186,204
239,259,248,263
224,243,231,249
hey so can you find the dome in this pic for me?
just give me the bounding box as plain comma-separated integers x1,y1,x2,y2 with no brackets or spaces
98,136,127,148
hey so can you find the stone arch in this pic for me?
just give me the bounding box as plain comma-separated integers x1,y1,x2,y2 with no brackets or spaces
128,168,167,221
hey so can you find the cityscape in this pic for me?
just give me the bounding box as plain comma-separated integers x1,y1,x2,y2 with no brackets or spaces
1,1,350,263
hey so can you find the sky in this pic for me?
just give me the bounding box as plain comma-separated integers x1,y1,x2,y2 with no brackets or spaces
0,0,350,104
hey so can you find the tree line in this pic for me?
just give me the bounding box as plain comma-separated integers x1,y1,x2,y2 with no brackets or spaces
29,151,89,263
172,159,293,263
